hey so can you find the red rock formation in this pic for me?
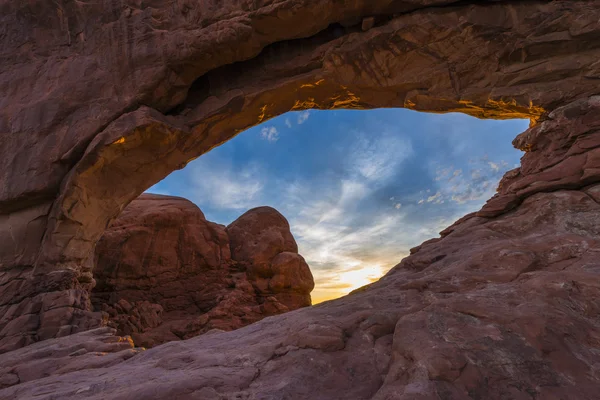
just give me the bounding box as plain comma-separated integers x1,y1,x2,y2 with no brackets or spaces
479,96,600,217
92,194,314,347
3,1,600,350
227,206,314,309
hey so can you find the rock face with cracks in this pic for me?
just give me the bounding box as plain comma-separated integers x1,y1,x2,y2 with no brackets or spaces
2,0,600,398
93,194,313,348
3,0,600,351
4,177,600,398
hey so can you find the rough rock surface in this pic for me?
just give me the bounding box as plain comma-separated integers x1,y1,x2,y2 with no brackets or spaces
3,183,600,399
480,96,600,217
0,327,139,391
92,194,313,347
2,0,600,399
227,206,315,309
3,1,600,349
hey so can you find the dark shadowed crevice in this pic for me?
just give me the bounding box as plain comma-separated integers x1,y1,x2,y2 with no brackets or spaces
165,22,364,117
164,0,550,120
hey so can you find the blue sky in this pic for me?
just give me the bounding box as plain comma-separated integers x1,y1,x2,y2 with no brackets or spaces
149,109,529,303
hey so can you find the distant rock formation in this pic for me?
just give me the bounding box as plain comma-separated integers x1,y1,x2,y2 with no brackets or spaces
92,194,314,347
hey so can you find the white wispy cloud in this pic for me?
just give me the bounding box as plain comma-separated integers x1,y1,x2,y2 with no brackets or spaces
424,158,511,205
283,178,456,303
435,166,453,181
315,180,369,224
279,131,431,302
427,192,443,204
188,161,264,210
450,169,462,181
265,135,513,303
285,118,292,128
260,126,279,142
290,196,406,273
281,131,417,294
297,111,311,125
349,132,413,182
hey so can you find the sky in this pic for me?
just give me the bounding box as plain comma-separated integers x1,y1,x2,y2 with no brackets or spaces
148,109,529,304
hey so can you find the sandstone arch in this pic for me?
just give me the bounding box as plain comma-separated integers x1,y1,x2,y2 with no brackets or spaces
2,1,600,396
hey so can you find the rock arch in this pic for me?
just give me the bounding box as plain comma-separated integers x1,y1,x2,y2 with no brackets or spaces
1,1,600,393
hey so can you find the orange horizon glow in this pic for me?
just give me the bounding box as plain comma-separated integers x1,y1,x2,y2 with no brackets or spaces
310,264,387,304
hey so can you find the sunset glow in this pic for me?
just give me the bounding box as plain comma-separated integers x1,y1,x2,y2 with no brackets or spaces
311,263,388,304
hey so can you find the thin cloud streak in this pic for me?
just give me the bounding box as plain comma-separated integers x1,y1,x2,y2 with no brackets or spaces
187,161,264,210
297,111,311,125
418,157,512,206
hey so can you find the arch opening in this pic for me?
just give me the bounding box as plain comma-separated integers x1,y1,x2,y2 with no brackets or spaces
87,108,528,346
147,108,529,304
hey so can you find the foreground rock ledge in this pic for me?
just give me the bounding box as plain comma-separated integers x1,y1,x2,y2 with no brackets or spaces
2,184,600,399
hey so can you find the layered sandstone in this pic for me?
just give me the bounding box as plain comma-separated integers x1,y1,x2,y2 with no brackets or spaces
92,194,313,347
2,0,600,399
3,0,600,352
